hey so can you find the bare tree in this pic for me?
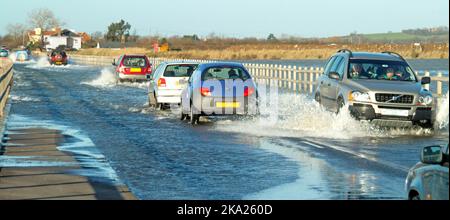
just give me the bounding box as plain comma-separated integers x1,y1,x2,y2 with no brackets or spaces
6,23,28,46
28,8,64,50
28,8,63,31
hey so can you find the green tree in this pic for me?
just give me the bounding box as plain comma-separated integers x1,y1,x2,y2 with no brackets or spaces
267,33,277,41
106,20,132,42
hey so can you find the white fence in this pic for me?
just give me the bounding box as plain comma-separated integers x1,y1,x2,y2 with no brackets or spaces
69,55,448,97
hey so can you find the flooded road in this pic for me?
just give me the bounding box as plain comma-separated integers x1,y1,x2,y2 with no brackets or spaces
5,59,449,200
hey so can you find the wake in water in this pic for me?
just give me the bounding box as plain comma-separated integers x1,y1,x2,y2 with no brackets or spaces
215,92,449,140
81,68,148,89
10,95,41,103
26,57,86,70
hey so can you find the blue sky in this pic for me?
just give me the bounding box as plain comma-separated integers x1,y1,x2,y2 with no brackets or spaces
1,0,448,38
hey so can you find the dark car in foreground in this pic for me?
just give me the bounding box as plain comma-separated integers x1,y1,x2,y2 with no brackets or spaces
405,144,449,200
49,50,68,65
180,62,259,125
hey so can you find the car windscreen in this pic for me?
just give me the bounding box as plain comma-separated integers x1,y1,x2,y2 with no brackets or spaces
164,64,198,77
122,57,147,67
348,59,417,82
202,67,251,81
52,51,67,57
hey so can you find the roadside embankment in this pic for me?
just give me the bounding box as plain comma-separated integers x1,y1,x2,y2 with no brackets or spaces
0,58,13,136
0,128,136,200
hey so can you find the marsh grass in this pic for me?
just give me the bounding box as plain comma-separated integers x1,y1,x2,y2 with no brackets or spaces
72,43,448,60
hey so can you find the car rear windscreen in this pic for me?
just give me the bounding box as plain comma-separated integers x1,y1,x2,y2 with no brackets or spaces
51,51,67,57
164,64,198,77
123,57,147,67
202,67,251,81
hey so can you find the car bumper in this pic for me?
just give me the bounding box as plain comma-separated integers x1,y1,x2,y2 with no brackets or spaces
156,89,183,104
118,73,149,80
51,61,68,65
197,97,259,116
349,102,433,127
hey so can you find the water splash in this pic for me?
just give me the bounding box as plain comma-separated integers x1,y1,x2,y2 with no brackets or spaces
436,92,449,130
82,68,117,87
215,93,440,140
81,68,148,89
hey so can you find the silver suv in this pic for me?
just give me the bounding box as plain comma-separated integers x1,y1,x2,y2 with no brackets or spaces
314,50,434,128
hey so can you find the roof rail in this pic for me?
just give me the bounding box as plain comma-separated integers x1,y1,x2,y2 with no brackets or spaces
382,51,406,62
337,49,353,57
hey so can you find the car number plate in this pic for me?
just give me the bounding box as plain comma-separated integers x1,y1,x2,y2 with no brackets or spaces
216,102,240,108
56,62,62,65
130,68,141,73
380,109,409,117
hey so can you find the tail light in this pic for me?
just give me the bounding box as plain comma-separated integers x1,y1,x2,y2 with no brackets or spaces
158,78,166,87
119,66,130,73
200,87,212,96
146,66,152,74
244,87,255,97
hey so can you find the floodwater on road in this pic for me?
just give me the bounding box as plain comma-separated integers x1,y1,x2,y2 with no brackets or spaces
4,59,449,200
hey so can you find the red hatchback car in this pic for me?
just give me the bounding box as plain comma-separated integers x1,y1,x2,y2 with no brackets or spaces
113,55,152,82
49,50,68,65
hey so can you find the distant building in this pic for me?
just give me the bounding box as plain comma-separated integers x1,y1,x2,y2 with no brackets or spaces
28,28,83,51
28,28,61,43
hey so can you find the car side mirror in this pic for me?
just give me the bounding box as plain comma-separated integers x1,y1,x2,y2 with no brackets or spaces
421,145,443,164
112,59,116,66
328,72,340,80
421,77,431,85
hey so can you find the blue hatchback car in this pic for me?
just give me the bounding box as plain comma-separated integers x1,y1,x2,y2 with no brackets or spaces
180,62,259,125
15,50,30,62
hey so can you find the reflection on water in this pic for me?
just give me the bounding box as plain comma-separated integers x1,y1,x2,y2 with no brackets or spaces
245,139,404,200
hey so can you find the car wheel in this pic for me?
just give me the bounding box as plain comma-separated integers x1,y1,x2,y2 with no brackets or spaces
190,104,200,125
417,121,434,129
337,98,345,114
410,192,421,200
315,93,321,104
180,107,187,121
156,103,162,111
411,195,421,200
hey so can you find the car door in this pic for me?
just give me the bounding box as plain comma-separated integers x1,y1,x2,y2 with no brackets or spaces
317,56,336,107
431,165,449,200
328,56,347,110
322,56,343,109
432,145,449,200
183,70,197,111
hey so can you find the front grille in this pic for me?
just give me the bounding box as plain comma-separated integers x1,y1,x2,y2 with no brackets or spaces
375,93,414,104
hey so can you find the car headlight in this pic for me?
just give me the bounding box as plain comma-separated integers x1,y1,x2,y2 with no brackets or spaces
350,91,371,102
418,95,433,105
